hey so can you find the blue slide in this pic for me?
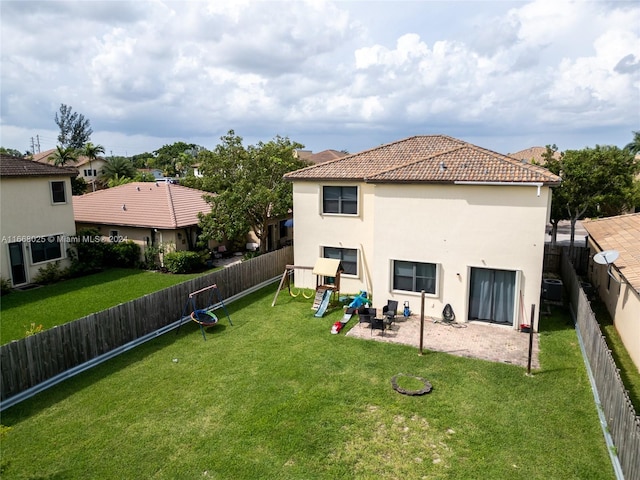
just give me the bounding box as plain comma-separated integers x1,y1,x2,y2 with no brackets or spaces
314,289,332,317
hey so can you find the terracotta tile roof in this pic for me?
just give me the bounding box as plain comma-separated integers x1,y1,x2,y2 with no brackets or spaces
306,150,349,164
30,148,99,168
509,146,560,164
284,135,561,184
0,154,78,177
73,181,214,229
582,213,640,294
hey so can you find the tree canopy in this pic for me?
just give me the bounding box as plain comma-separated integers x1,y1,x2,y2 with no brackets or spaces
99,157,137,186
47,145,77,166
55,104,93,149
197,130,306,253
545,143,640,246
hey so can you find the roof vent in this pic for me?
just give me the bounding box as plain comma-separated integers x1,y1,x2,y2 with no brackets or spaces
439,161,447,172
136,186,140,191
155,182,159,187
122,204,127,211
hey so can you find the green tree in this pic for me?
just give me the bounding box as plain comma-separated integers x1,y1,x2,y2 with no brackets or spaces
0,147,23,157
100,157,137,186
624,131,640,155
83,142,105,192
198,130,306,253
55,104,92,149
546,144,640,247
71,176,88,195
151,142,202,178
47,145,77,166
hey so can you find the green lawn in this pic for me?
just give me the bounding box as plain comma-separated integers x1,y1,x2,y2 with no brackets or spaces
0,287,613,479
0,268,215,344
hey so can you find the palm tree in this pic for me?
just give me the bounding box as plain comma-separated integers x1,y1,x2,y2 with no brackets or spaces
47,145,77,167
83,142,105,191
100,157,137,186
624,131,640,155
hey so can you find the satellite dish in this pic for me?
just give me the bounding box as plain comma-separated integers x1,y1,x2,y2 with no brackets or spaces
593,250,620,282
593,250,619,265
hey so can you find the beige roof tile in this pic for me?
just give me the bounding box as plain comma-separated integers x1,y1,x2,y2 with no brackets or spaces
73,182,213,229
509,146,560,164
582,213,640,294
284,135,561,184
30,148,101,168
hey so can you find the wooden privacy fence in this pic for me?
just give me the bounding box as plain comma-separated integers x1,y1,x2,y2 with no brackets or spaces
0,247,293,403
561,252,640,480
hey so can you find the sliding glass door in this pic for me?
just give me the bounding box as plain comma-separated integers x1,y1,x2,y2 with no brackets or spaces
468,268,516,325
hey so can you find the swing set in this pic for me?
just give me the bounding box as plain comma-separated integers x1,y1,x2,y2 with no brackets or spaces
177,284,233,340
271,260,343,313
271,265,314,306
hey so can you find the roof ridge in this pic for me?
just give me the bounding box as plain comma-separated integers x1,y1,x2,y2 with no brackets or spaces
284,134,455,178
165,182,178,229
462,143,561,180
366,145,466,180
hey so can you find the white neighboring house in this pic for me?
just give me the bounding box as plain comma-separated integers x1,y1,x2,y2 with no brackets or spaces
582,213,640,371
31,148,108,190
284,135,561,331
0,155,78,286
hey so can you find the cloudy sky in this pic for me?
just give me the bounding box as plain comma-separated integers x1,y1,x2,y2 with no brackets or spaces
1,0,639,157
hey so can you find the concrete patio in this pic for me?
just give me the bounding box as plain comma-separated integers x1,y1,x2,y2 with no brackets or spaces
345,314,540,369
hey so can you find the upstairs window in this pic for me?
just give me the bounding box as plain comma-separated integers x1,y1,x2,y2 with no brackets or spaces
322,186,357,215
50,181,66,204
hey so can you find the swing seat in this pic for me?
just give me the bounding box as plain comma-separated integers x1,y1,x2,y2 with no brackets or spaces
191,309,218,326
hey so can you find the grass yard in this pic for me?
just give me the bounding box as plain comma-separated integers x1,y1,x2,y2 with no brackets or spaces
0,268,215,344
0,286,614,479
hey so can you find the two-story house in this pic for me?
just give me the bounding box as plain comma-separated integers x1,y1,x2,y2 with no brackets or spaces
0,155,78,287
284,135,561,330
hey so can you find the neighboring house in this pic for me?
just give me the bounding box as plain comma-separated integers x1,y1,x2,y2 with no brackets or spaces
509,146,561,164
582,213,640,371
73,182,217,261
0,155,77,286
295,149,348,165
284,135,561,330
31,149,108,190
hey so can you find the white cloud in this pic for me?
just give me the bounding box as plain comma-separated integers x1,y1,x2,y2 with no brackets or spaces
0,0,638,156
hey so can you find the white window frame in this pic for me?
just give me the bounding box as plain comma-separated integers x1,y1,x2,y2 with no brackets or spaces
50,180,67,204
322,246,359,277
30,234,65,265
321,185,359,216
391,259,440,297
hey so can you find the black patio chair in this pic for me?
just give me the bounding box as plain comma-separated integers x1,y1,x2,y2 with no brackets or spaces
358,307,375,326
383,300,398,326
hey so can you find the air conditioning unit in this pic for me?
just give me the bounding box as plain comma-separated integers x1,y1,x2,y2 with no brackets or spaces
542,278,563,302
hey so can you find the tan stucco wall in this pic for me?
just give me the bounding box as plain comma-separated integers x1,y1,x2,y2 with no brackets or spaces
292,181,551,329
75,223,214,261
587,242,640,372
1,176,76,285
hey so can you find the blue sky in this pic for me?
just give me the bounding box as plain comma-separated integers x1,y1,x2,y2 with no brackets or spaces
1,0,638,157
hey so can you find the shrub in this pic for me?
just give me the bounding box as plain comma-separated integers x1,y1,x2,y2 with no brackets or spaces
68,228,108,275
163,251,203,274
0,277,12,296
105,241,141,268
33,261,66,284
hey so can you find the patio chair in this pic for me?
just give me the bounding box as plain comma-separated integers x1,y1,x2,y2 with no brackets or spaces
358,307,375,326
371,316,386,335
383,300,398,326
